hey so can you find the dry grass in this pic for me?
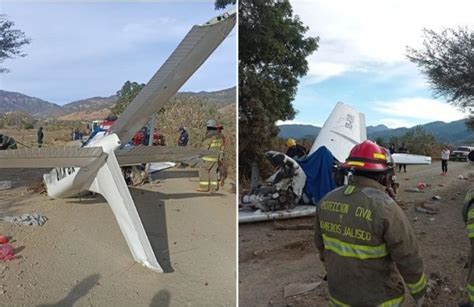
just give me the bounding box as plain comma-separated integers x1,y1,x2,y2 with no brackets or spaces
156,96,236,180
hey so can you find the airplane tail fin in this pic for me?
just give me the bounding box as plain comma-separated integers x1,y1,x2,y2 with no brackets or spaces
88,151,163,272
309,102,366,162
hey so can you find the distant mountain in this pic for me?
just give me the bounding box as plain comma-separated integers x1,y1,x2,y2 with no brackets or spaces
0,90,63,117
367,124,390,134
369,119,473,145
178,87,236,105
278,120,473,145
62,95,118,113
0,87,236,120
278,124,321,140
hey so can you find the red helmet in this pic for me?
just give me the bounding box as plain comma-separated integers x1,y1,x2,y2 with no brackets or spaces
341,140,388,172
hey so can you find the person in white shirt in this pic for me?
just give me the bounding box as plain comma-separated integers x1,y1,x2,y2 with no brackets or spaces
441,147,450,175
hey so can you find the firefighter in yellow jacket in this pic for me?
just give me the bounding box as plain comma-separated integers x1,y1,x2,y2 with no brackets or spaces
315,140,426,306
463,188,474,306
198,119,224,192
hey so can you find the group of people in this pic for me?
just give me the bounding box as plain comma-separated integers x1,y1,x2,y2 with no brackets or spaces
389,142,409,172
70,128,83,141
314,140,474,306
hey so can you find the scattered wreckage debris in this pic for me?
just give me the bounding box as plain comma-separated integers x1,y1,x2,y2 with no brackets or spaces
27,181,46,194
425,272,453,303
0,244,15,261
273,223,313,231
0,181,12,191
405,187,425,193
0,214,48,226
415,202,439,214
284,281,322,298
416,182,431,189
122,165,151,186
242,151,306,212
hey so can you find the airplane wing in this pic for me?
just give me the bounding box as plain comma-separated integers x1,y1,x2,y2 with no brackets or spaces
88,151,164,272
110,9,236,144
115,146,214,166
392,153,432,165
309,102,367,162
0,147,105,168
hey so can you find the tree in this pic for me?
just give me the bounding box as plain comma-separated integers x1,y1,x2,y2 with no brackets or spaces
0,15,31,73
239,0,318,179
407,27,473,108
374,137,386,148
406,27,474,129
215,0,235,10
111,81,145,116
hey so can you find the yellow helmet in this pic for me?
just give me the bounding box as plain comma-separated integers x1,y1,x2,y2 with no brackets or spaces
287,138,296,147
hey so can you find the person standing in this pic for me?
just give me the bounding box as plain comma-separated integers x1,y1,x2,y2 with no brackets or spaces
314,140,426,306
389,143,396,155
397,143,409,172
37,127,44,148
197,119,225,192
0,134,17,150
286,138,307,160
441,146,450,175
177,126,189,146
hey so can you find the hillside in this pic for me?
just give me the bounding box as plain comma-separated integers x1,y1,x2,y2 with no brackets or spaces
0,90,63,117
0,87,236,120
62,95,118,113
278,119,473,146
178,87,235,105
277,124,321,140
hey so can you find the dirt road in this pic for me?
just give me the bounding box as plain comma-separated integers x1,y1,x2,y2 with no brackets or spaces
0,168,236,306
239,162,473,306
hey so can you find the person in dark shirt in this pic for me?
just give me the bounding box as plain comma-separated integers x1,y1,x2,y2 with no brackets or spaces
389,143,396,155
0,134,17,150
397,143,409,172
286,138,307,160
141,126,150,146
37,127,44,148
178,126,189,146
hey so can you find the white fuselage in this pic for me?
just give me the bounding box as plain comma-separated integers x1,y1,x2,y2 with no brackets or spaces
43,133,121,198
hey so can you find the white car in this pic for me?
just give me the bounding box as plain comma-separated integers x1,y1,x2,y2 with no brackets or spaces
451,146,474,162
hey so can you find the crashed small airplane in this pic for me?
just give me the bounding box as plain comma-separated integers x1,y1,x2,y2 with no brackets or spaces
0,9,236,272
239,102,432,223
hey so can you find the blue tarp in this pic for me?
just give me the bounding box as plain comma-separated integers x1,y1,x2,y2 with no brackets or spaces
298,146,336,204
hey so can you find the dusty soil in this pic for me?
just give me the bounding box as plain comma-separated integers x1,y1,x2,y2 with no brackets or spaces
0,168,236,306
239,162,474,306
1,128,74,148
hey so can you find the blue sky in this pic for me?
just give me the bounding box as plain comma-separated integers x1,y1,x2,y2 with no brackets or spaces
0,1,236,105
279,0,473,128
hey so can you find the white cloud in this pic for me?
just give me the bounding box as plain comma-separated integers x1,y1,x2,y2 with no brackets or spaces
292,0,474,84
372,97,469,123
303,60,348,84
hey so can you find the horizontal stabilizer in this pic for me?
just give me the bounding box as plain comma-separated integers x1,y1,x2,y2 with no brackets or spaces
0,147,104,168
110,10,236,144
116,146,214,166
392,153,431,165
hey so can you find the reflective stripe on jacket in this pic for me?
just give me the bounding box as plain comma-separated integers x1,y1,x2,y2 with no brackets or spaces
314,175,426,305
201,131,224,162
